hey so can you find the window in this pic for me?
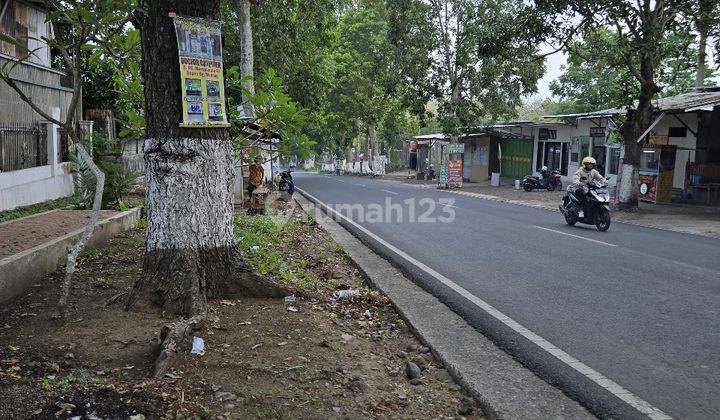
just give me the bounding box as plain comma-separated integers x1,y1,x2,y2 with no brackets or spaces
668,127,687,138
0,1,51,67
608,148,621,175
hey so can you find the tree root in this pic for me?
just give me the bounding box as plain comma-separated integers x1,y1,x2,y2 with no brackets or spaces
153,315,205,378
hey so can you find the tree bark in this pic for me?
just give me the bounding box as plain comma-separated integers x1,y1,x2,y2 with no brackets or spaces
236,0,256,119
618,56,658,210
126,0,284,317
367,122,377,166
696,27,708,88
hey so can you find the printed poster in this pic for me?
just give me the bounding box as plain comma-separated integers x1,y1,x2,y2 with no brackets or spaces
447,159,463,188
173,16,230,127
638,173,657,203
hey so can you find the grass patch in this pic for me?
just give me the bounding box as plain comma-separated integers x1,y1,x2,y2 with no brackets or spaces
0,196,76,223
235,214,319,289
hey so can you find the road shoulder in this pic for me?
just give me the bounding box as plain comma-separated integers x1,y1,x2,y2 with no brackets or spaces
295,193,595,419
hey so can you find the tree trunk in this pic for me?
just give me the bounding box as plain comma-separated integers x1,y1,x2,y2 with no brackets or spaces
618,58,658,210
367,122,377,166
696,27,708,88
126,0,284,316
236,0,256,119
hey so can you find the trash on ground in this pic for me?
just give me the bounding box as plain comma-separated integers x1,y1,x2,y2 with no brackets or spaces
190,337,205,356
287,306,299,312
283,295,296,305
333,289,359,299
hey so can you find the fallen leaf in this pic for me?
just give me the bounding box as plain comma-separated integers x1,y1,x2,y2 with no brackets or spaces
220,300,236,306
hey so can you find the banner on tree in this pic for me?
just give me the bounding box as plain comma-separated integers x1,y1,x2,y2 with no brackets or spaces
173,15,230,127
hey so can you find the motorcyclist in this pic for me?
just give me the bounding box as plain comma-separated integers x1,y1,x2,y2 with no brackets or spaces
573,157,605,202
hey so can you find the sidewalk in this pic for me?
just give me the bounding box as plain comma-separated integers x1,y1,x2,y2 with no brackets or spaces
385,174,720,239
0,209,120,259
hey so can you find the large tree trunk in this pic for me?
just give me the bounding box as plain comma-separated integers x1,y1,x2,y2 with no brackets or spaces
696,27,708,88
617,58,658,210
127,0,284,317
236,0,256,119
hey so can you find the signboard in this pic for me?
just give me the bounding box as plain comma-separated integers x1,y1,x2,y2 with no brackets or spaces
173,15,230,128
439,162,448,184
590,127,606,138
539,128,557,140
447,159,463,188
638,173,657,203
446,143,465,155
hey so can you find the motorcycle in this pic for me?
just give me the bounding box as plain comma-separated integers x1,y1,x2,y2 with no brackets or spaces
559,178,611,231
521,167,562,191
279,170,294,195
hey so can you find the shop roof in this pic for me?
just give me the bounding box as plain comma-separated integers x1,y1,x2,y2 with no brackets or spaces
543,89,720,120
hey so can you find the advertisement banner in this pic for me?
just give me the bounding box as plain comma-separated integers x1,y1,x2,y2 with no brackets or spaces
638,173,657,203
173,16,230,128
447,159,463,188
439,162,448,185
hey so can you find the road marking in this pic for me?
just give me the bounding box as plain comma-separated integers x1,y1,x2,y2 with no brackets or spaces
336,179,346,183
381,189,398,195
298,187,670,420
353,183,365,187
438,200,458,209
534,226,617,247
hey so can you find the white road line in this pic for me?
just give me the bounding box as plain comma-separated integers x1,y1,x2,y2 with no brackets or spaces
534,226,618,247
353,183,365,187
438,201,458,209
299,187,670,420
336,179,346,183
381,189,398,195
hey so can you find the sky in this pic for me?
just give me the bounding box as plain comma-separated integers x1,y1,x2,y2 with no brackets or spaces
531,49,566,100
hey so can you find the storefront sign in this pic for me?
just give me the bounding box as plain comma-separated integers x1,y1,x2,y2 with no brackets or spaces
590,127,606,137
447,159,463,188
445,143,465,155
173,15,230,127
638,173,657,203
438,162,448,184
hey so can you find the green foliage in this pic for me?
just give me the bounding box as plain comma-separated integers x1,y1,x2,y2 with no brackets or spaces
71,134,138,210
550,27,715,112
234,215,319,288
387,0,545,135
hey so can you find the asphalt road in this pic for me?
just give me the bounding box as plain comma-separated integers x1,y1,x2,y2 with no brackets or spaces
295,172,720,420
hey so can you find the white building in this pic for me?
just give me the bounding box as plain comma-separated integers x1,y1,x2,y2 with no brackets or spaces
544,89,720,204
1,0,80,211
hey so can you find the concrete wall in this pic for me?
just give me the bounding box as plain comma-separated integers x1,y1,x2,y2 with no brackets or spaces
649,113,699,189
463,136,491,182
0,164,74,210
0,112,76,211
0,207,141,303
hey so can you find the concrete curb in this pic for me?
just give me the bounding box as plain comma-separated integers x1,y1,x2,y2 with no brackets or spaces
0,207,142,303
294,192,594,420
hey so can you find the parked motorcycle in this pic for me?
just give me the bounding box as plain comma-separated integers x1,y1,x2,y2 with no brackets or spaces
559,178,611,231
521,167,562,191
279,170,294,195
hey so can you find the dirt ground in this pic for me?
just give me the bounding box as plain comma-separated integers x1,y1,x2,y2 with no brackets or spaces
0,210,119,259
0,207,483,419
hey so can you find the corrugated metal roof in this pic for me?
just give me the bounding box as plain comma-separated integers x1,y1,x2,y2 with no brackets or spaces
543,90,720,119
